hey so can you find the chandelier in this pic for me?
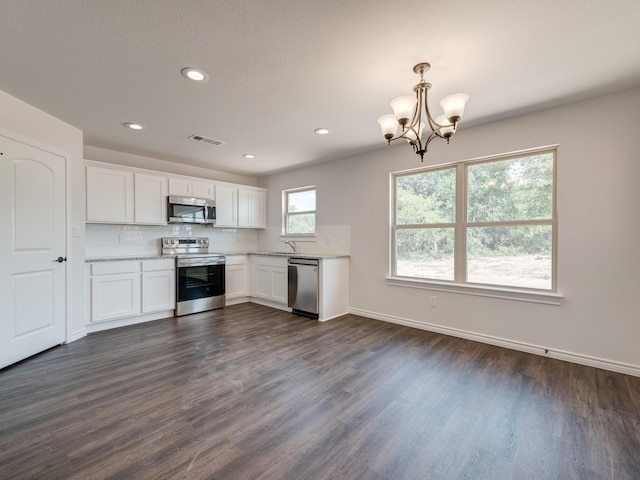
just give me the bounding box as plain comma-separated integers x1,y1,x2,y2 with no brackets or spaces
378,62,469,161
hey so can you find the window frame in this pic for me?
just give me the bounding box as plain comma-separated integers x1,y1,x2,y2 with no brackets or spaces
282,185,317,236
389,146,561,304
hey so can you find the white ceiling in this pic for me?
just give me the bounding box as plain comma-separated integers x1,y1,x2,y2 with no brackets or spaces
2,1,640,177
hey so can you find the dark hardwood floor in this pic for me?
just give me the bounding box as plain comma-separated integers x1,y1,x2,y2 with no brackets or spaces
1,303,639,479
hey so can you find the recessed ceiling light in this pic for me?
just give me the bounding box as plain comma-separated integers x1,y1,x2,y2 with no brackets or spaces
242,154,255,159
181,67,209,82
123,122,144,130
314,128,329,135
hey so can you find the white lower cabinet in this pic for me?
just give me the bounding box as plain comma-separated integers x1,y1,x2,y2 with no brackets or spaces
142,260,175,313
249,254,349,320
317,257,349,321
89,258,175,327
87,254,349,330
90,261,141,322
225,255,249,302
251,255,288,307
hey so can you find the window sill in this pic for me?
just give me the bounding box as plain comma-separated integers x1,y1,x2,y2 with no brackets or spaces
385,276,564,305
279,234,316,242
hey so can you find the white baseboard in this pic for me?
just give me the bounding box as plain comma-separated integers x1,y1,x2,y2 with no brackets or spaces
348,307,640,378
249,298,291,312
68,328,87,343
318,311,349,322
225,297,251,306
85,310,174,333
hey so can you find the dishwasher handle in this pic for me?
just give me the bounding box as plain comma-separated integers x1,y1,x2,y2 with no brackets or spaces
288,257,319,266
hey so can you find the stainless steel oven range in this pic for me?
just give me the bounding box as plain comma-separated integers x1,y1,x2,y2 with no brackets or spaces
162,237,225,316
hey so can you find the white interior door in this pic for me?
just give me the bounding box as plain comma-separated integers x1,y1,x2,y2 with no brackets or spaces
0,134,66,369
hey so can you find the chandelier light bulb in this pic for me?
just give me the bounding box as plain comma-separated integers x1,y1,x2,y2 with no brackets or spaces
436,115,456,138
439,93,469,124
390,95,417,126
377,114,398,140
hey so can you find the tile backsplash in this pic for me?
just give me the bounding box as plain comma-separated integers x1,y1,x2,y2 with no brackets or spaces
86,223,350,258
258,225,350,255
86,223,258,257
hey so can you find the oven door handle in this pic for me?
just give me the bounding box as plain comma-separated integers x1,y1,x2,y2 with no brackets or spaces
176,257,225,267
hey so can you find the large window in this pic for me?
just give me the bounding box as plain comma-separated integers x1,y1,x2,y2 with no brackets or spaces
283,186,316,235
392,147,556,291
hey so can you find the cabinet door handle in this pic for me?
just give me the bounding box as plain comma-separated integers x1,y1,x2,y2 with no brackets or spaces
53,256,67,263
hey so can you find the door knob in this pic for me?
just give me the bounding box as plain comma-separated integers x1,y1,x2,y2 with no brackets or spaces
53,256,67,263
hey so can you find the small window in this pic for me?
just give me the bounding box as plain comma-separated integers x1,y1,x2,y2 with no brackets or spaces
283,186,316,235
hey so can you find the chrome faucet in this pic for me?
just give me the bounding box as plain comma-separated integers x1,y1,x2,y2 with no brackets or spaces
284,240,297,253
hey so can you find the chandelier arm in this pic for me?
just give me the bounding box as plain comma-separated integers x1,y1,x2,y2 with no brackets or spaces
406,82,425,132
413,136,424,155
390,108,422,144
421,83,445,133
393,82,426,146
424,130,440,149
388,128,415,144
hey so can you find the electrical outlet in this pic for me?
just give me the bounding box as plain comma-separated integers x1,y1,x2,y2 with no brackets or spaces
430,295,437,307
118,234,126,244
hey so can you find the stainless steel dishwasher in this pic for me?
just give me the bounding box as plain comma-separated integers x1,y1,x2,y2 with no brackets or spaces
287,257,319,319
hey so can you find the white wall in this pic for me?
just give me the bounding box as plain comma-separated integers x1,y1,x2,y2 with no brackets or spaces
0,90,86,342
259,87,640,375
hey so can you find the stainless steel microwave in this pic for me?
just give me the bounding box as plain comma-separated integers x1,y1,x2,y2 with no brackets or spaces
167,195,216,225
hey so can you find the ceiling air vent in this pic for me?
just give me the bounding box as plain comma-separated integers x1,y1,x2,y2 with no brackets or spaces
188,134,225,146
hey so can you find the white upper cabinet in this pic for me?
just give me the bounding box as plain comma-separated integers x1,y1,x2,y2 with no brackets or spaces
192,181,215,200
169,177,215,200
238,188,266,229
86,166,134,223
134,173,168,224
86,161,265,229
215,184,238,227
168,177,191,196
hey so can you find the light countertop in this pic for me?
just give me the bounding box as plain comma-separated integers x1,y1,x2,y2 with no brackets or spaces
86,252,349,262
85,255,168,263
